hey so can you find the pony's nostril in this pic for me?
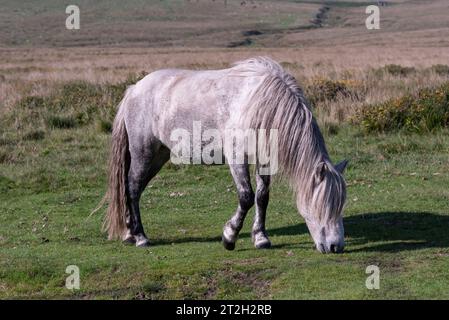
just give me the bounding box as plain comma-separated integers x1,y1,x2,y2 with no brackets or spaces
330,244,344,253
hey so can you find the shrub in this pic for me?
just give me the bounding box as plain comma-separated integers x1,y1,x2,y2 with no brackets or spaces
17,96,47,109
306,78,365,106
431,64,449,76
280,61,303,70
374,64,416,77
323,122,339,136
97,119,113,133
23,130,45,141
0,175,14,191
0,152,8,164
355,82,449,133
47,116,77,129
6,72,147,134
0,137,14,146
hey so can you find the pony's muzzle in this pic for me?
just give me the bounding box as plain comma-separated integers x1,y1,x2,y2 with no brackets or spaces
316,242,344,254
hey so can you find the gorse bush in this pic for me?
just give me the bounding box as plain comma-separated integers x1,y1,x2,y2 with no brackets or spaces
356,82,449,133
306,78,365,106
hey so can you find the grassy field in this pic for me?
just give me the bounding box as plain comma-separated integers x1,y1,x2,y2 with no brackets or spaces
1,121,448,299
1,0,449,299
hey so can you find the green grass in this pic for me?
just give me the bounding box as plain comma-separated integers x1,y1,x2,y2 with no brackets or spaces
1,120,449,299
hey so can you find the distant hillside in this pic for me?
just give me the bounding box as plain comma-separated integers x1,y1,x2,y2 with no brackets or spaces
0,0,319,47
0,0,448,48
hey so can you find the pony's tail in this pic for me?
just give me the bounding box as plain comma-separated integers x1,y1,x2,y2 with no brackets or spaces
102,91,133,240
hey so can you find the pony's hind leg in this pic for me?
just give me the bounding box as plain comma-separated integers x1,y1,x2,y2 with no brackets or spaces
222,164,255,250
252,173,271,249
126,144,170,247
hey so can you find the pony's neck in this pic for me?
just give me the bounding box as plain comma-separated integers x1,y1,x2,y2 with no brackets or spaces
290,116,330,197
294,117,330,180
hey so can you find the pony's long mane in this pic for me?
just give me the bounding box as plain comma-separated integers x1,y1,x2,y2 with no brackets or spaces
231,57,346,223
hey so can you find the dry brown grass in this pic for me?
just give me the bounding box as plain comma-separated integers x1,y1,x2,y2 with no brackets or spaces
2,46,449,123
1,0,449,127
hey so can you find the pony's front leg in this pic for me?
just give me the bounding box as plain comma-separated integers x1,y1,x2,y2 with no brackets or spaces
252,173,271,249
222,164,254,251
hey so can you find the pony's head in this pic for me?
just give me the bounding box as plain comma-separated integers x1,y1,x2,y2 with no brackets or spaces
297,160,348,254
232,57,349,253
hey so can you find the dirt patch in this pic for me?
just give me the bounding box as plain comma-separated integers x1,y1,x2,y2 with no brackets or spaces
134,281,166,300
230,269,273,298
221,265,276,299
242,30,263,37
203,276,218,299
227,5,331,48
227,38,252,48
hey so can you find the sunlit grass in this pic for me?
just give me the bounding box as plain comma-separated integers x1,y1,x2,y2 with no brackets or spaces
1,120,448,298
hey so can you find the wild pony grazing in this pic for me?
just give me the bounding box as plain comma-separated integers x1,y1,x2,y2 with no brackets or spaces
101,57,348,254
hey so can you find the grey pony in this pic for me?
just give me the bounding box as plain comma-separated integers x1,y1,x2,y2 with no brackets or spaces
101,57,348,254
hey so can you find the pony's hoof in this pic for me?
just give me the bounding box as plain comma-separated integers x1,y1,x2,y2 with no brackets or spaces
136,239,150,247
122,236,136,245
255,239,272,249
135,234,150,247
222,235,236,251
253,232,271,249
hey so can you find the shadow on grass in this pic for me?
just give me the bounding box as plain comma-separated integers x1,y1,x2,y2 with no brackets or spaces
266,211,449,253
151,212,449,253
151,236,222,246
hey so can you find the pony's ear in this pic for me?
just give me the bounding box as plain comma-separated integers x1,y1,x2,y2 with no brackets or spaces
335,159,349,174
315,162,327,184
